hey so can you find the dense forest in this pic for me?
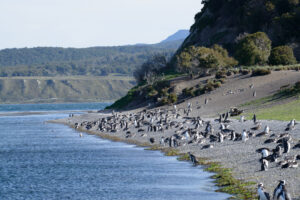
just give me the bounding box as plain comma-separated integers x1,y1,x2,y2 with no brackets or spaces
0,40,182,77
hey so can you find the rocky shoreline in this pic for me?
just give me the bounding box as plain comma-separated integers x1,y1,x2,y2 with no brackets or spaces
51,108,300,200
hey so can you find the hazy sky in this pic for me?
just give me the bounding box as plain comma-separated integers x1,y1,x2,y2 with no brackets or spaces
0,0,202,49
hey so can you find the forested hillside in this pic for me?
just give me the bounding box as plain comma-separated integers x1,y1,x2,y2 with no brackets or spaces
181,0,300,59
0,40,183,77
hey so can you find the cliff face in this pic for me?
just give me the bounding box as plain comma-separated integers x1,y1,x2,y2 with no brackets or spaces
181,0,300,60
0,76,135,104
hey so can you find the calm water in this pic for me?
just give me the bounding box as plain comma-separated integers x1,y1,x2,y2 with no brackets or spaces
0,104,230,200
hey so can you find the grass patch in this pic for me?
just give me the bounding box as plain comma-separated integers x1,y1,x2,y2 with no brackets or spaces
204,162,256,199
245,98,300,121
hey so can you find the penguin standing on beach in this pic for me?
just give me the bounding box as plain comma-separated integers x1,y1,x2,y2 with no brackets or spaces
261,158,269,171
253,114,257,124
257,183,270,200
273,180,285,200
283,139,291,154
242,130,248,142
277,184,291,200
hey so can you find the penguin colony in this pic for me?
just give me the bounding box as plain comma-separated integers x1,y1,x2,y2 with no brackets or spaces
73,102,299,199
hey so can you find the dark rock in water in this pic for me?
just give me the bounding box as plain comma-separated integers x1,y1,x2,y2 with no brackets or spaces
150,138,155,144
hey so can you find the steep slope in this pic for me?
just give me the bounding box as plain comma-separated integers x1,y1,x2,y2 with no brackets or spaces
181,0,300,59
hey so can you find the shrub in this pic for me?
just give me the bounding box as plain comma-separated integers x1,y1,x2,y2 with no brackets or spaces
251,68,271,76
168,93,178,103
239,69,251,75
269,46,297,65
295,81,300,91
182,87,195,97
215,71,227,79
235,32,272,66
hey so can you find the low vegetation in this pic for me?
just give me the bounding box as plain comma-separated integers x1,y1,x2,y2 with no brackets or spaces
175,45,238,75
269,45,297,65
241,81,300,121
251,68,271,76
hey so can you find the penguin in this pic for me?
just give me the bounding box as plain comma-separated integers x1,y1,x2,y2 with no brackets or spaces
242,130,248,142
253,114,257,124
257,183,270,200
261,158,269,171
202,144,214,149
277,185,291,200
188,152,197,165
285,119,296,131
218,132,224,143
240,116,245,122
253,91,257,97
283,140,291,154
149,137,155,144
230,130,236,141
261,148,270,158
273,180,285,200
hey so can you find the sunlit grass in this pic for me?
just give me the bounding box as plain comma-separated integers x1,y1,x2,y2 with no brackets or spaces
245,98,300,121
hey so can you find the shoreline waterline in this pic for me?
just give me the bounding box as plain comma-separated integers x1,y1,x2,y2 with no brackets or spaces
50,116,254,199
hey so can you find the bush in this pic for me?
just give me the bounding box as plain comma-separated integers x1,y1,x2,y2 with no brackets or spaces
235,32,272,66
251,68,271,76
295,81,300,91
269,46,297,65
182,87,195,97
215,71,227,79
168,93,178,103
240,69,251,75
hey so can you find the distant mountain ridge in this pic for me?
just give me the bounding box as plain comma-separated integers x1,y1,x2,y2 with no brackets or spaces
160,30,189,43
0,31,186,77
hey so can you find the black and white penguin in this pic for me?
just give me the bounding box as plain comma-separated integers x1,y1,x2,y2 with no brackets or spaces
218,132,224,143
257,183,270,200
230,130,236,141
285,119,296,131
277,184,291,200
283,139,291,154
253,114,257,124
261,158,269,171
273,180,285,200
188,152,197,165
242,130,248,142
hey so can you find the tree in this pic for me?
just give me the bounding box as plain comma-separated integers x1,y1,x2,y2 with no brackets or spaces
235,32,272,66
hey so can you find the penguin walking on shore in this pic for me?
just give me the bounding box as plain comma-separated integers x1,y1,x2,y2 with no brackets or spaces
283,139,291,154
253,114,257,124
277,185,291,200
257,183,270,200
242,130,248,142
188,152,197,165
285,119,296,131
273,180,285,200
261,158,269,171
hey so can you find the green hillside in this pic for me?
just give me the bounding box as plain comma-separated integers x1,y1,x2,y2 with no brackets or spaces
0,75,135,104
0,41,183,77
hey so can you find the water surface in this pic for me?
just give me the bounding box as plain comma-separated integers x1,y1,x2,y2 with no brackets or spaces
0,104,230,200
